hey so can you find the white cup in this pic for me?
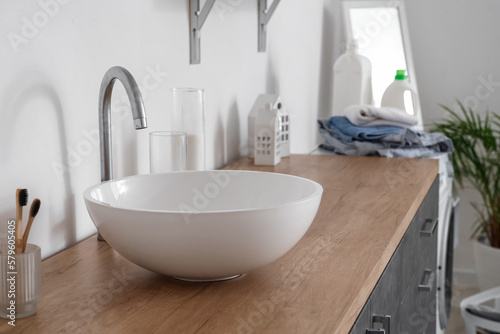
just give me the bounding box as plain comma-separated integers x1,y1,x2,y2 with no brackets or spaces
149,131,187,173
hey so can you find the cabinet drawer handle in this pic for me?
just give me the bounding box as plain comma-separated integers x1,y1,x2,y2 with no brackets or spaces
420,218,438,237
368,315,390,334
418,269,435,292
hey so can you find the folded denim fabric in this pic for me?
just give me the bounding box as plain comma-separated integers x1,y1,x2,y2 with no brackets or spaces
327,116,403,142
318,119,453,158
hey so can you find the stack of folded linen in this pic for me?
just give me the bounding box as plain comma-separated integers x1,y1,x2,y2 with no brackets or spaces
318,105,453,158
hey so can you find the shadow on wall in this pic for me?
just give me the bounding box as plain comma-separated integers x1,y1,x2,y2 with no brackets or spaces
212,100,242,168
313,1,345,148
110,84,140,178
266,54,279,95
0,72,77,257
317,4,337,121
226,100,241,162
214,113,226,168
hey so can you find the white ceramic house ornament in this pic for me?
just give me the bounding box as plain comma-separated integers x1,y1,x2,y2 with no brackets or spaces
248,94,281,158
254,103,281,166
278,105,290,157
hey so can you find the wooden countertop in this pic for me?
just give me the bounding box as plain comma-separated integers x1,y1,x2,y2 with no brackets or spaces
0,155,438,334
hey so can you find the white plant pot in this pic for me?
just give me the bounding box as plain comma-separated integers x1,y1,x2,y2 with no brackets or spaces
473,236,500,291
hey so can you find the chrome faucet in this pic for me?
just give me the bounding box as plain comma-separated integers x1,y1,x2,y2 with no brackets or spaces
97,66,148,240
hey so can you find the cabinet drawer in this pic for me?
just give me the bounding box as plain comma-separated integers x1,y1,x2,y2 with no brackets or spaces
401,177,439,290
399,177,439,333
349,302,371,334
372,177,438,313
349,177,439,334
399,258,437,333
370,239,404,329
417,177,439,271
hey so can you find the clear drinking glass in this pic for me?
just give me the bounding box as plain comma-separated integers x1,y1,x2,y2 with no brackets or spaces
0,244,42,319
149,131,187,173
171,88,206,171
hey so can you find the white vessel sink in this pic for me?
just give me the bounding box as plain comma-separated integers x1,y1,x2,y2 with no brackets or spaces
83,170,323,281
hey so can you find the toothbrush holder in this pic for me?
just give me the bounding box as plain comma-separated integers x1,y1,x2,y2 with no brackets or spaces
0,243,42,319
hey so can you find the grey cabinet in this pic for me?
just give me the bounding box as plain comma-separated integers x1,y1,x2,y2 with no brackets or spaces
350,177,439,334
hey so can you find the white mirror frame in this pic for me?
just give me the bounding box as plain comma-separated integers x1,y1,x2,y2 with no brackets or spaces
342,0,422,128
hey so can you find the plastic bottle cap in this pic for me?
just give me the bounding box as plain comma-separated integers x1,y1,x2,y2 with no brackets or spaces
346,39,359,54
395,69,407,80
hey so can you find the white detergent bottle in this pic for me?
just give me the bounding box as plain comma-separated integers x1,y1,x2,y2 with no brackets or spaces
381,70,423,129
332,39,373,116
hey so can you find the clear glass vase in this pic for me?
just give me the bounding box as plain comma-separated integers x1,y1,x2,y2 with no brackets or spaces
171,88,206,171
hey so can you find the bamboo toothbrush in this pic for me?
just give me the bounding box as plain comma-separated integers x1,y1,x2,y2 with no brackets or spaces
15,188,28,254
22,199,41,253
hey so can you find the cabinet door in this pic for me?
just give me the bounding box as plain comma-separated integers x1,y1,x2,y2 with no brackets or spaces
370,240,404,331
349,177,439,334
400,178,439,334
416,179,439,334
399,231,438,333
350,302,371,334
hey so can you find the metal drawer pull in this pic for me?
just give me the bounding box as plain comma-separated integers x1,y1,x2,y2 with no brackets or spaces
420,218,438,237
368,315,390,334
418,269,435,291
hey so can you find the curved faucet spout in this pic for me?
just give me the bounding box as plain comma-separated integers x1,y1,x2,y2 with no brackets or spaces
98,66,148,183
97,66,148,241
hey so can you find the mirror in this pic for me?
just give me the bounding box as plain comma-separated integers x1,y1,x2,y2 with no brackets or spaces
342,0,422,127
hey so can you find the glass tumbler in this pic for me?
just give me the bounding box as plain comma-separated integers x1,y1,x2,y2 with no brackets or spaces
149,131,187,173
171,88,206,171
0,243,42,319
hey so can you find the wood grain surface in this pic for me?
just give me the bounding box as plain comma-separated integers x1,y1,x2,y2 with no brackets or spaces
0,155,438,334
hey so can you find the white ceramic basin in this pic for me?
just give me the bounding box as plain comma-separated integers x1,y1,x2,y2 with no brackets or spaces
83,170,323,281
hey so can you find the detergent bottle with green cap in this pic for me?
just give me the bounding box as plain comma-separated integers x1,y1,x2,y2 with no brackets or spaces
381,69,422,129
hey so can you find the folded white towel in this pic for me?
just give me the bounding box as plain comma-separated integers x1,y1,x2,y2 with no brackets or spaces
344,104,419,127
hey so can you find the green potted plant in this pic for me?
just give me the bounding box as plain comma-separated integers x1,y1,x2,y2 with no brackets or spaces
431,101,500,290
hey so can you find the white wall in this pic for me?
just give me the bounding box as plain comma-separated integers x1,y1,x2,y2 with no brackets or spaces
0,0,327,258
1,0,498,278
323,0,500,279
405,0,500,280
326,0,500,282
